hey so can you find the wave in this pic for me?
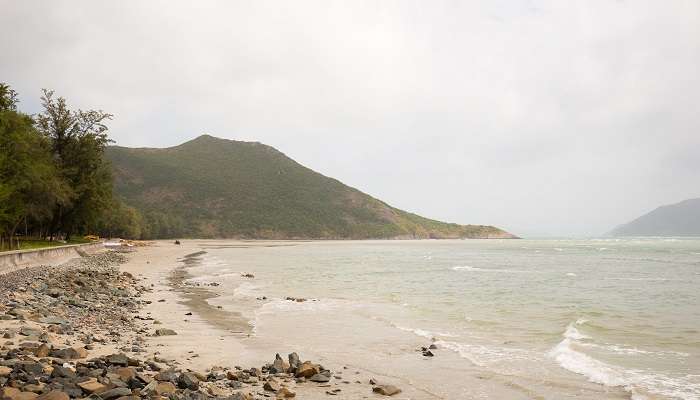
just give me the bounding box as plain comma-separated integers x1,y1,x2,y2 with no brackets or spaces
605,277,677,282
451,266,533,273
394,325,460,339
437,339,534,368
564,324,591,340
578,342,690,358
549,322,700,399
394,324,533,368
256,297,348,314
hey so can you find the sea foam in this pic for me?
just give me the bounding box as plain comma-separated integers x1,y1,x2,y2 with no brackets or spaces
451,266,532,273
549,322,700,399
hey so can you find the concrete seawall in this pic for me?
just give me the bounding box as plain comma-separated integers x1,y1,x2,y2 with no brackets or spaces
0,242,105,275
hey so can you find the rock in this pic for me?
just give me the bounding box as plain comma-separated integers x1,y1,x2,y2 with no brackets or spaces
295,361,319,378
135,372,153,384
36,391,69,400
19,327,41,337
0,366,11,376
77,379,106,393
270,354,289,374
227,393,252,400
139,381,158,397
34,343,50,357
154,329,177,336
0,388,21,400
309,373,330,383
288,352,301,371
372,385,402,396
422,349,434,357
98,387,131,400
21,385,44,394
51,365,76,379
155,382,177,396
106,353,129,366
51,347,88,359
177,372,199,390
115,367,136,382
19,362,44,375
276,387,296,398
38,316,69,325
428,344,438,349
207,386,228,397
263,378,280,392
154,369,178,382
7,392,38,400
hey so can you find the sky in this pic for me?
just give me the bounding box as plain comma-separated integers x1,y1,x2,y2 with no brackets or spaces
1,1,699,237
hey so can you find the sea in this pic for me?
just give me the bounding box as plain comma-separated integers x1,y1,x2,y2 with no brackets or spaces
182,239,700,399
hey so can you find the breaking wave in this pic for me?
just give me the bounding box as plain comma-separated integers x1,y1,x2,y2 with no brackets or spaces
549,322,700,399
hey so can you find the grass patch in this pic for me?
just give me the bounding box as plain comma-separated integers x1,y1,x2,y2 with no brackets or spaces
0,238,92,252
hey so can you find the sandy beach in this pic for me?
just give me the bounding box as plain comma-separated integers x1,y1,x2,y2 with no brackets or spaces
0,241,416,400
119,240,420,399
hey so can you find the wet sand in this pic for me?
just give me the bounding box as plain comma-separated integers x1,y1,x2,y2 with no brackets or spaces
120,240,400,399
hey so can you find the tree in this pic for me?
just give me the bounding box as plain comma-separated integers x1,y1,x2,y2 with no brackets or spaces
94,198,144,239
0,84,69,249
0,83,18,112
35,89,114,240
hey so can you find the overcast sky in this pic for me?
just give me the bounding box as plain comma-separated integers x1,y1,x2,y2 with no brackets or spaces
1,1,698,237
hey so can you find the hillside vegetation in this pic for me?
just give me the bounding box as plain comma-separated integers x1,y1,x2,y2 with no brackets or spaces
106,135,515,239
611,198,700,236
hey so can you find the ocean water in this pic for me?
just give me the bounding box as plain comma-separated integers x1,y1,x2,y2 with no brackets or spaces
183,239,700,399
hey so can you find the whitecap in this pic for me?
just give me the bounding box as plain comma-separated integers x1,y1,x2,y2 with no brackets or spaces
256,298,336,314
564,324,591,340
395,325,460,339
549,323,700,399
548,336,628,387
436,339,532,367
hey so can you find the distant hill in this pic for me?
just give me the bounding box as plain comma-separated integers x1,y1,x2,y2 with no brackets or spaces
105,135,516,240
611,198,700,236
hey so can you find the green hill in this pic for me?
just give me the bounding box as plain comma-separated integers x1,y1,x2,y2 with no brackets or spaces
105,135,516,239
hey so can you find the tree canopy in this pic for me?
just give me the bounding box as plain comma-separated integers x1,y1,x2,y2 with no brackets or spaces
0,83,138,250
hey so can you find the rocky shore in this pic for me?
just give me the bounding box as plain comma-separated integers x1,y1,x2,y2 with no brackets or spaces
0,250,402,400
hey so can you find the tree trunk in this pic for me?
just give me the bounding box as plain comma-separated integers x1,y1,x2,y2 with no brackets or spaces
10,218,23,250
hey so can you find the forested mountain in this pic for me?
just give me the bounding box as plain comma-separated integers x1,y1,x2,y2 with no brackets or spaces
611,198,700,236
106,135,516,240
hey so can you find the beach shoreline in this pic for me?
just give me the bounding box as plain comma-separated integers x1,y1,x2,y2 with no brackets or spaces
0,240,412,400
119,240,417,399
3,239,681,399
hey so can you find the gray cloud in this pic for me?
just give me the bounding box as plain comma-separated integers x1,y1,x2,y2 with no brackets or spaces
2,0,698,236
